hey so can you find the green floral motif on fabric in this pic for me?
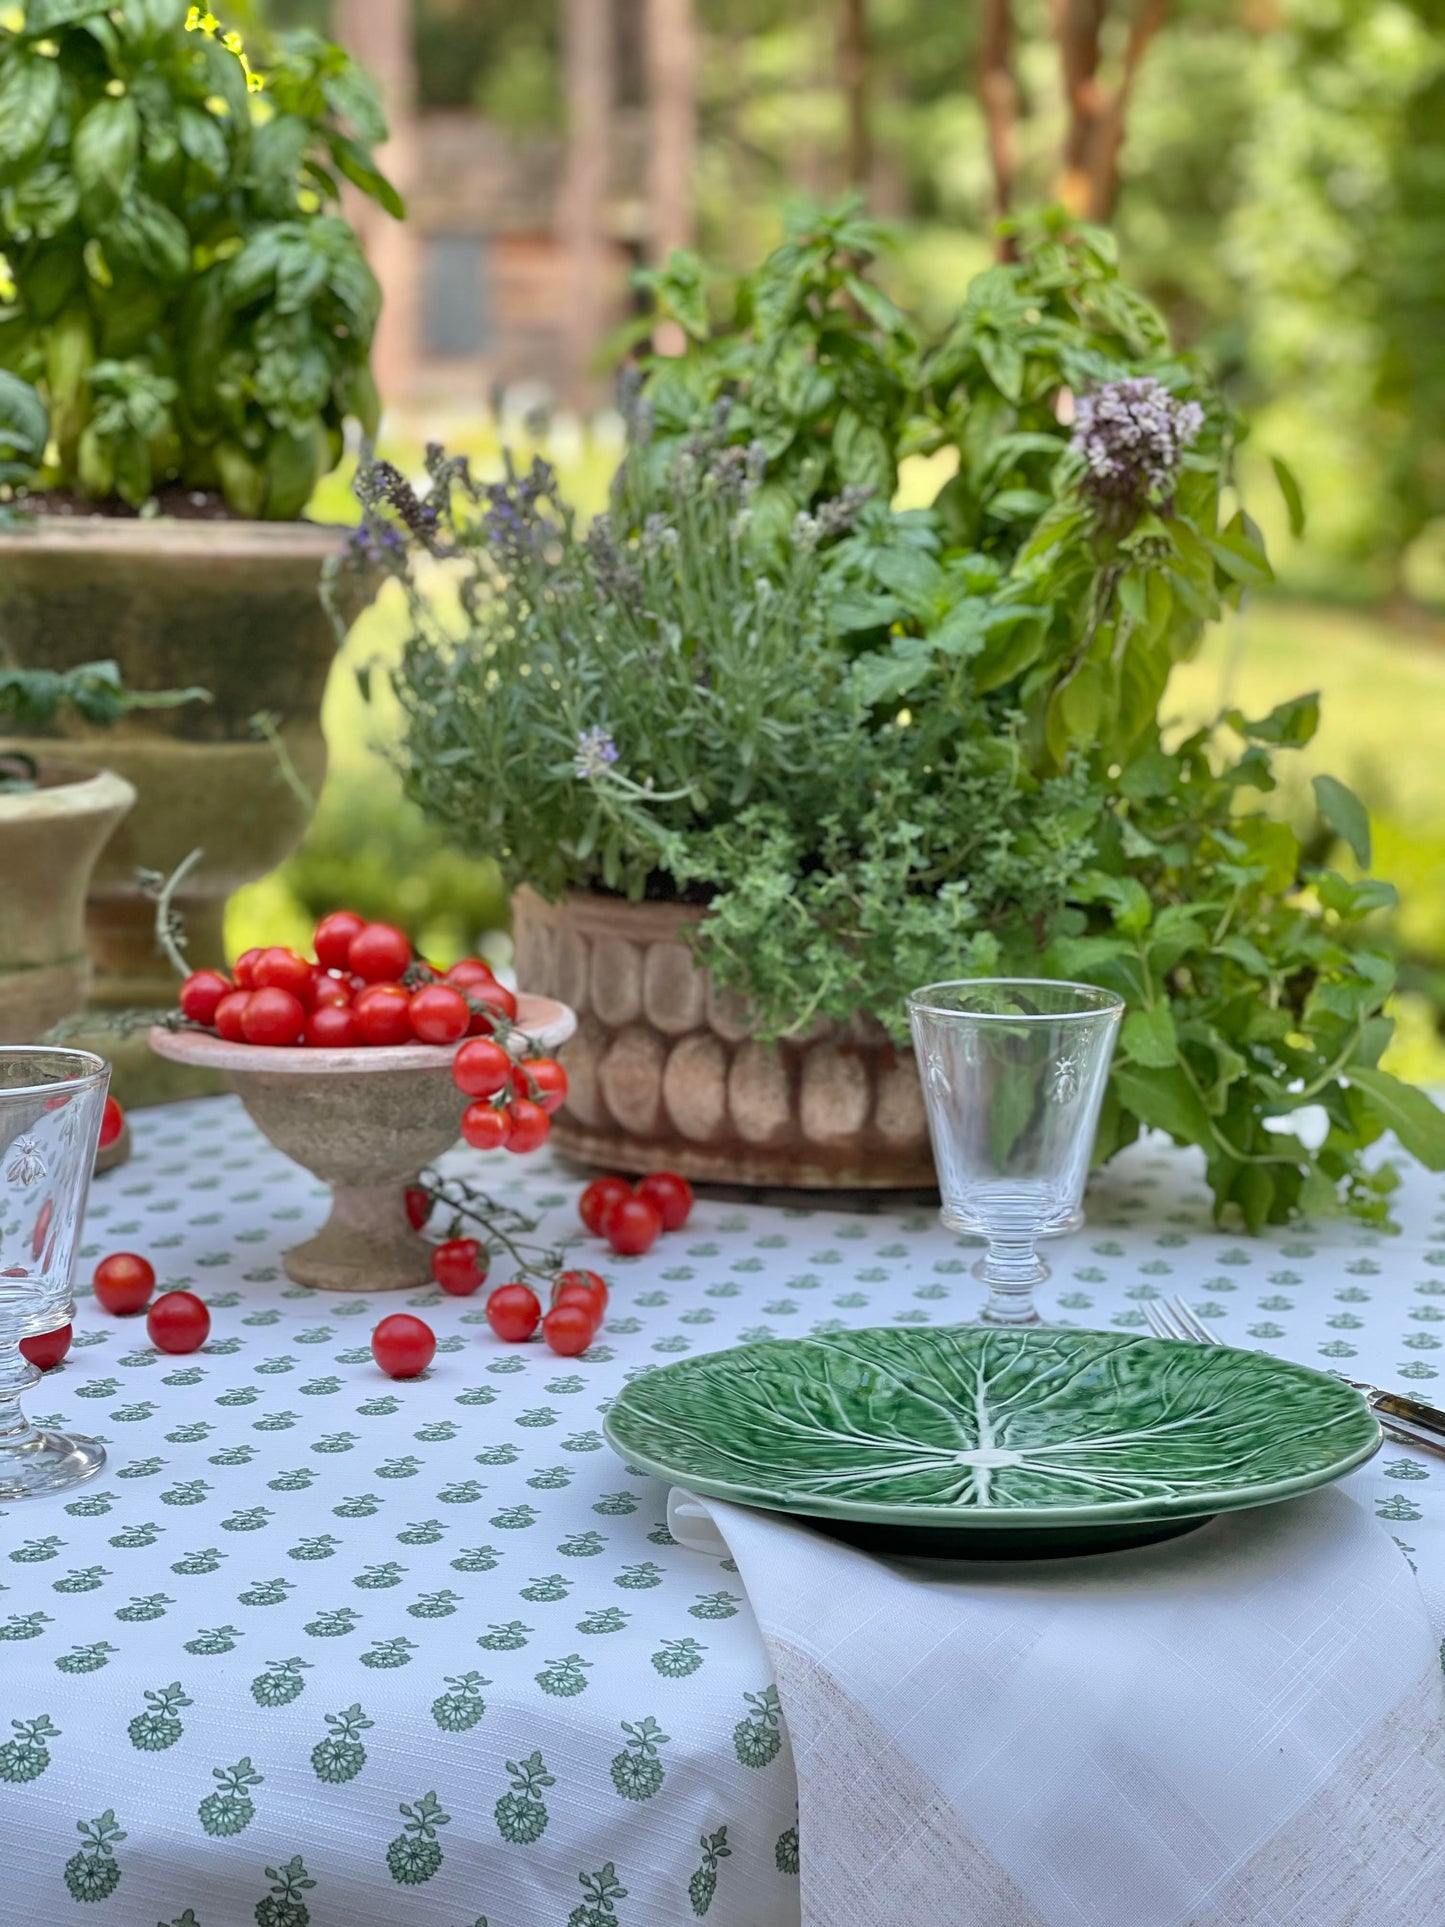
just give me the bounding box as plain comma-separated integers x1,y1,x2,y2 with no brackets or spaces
494,1751,554,1843
610,1717,669,1801
775,1820,800,1875
311,1705,373,1784
652,1637,707,1677
688,1827,731,1917
568,1862,628,1927
733,1688,783,1768
0,1714,59,1783
386,1791,449,1885
198,1758,262,1836
360,1637,417,1669
128,1684,191,1752
64,1811,126,1904
254,1856,315,1927
431,1672,489,1732
536,1653,592,1697
251,1658,310,1706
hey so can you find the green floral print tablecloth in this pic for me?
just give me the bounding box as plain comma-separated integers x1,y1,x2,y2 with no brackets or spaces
3,1094,1443,1926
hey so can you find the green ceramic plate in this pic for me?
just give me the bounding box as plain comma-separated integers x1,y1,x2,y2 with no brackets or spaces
605,1327,1381,1557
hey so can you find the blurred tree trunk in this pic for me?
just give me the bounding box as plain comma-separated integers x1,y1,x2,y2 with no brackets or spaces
838,0,872,194
979,0,1018,253
646,0,699,260
559,0,615,404
1051,0,1169,219
332,0,416,411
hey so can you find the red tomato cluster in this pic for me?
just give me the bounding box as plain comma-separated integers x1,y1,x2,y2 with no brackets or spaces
579,1170,693,1256
451,1035,568,1158
175,914,522,1054
483,1268,609,1357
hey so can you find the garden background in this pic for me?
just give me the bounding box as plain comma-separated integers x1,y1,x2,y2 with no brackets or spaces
227,0,1445,1083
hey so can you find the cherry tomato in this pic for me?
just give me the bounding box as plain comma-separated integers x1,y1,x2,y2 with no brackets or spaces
553,1268,609,1313
349,921,412,983
446,958,498,994
311,972,352,1010
353,983,413,1047
370,1312,436,1379
404,1186,430,1231
511,1057,568,1114
97,1095,125,1150
552,1282,603,1320
637,1170,694,1232
542,1302,597,1356
461,1102,508,1151
431,1237,489,1296
252,947,313,1001
314,909,367,971
178,969,232,1027
213,989,251,1042
146,1290,210,1355
466,981,518,1034
240,986,306,1047
19,1323,71,1371
504,1099,551,1155
485,1282,541,1343
93,1252,156,1316
409,982,471,1046
304,1004,359,1049
580,1176,632,1235
453,1037,512,1098
602,1194,662,1256
232,947,266,990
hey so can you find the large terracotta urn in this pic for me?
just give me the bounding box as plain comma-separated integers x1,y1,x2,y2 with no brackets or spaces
0,764,135,1043
512,888,935,1188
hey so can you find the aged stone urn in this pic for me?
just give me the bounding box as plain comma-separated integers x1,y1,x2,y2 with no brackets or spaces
149,992,576,1291
0,517,359,1102
511,888,934,1188
0,764,135,1044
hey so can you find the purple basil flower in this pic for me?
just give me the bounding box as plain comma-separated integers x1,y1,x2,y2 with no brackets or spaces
1070,377,1204,507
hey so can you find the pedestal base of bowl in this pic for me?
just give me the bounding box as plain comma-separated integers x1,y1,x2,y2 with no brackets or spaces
283,1182,434,1293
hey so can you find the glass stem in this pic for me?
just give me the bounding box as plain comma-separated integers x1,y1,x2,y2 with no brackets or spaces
0,1345,41,1453
975,1232,1048,1326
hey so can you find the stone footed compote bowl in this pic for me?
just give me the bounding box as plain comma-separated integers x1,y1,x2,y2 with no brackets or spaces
150,993,575,1292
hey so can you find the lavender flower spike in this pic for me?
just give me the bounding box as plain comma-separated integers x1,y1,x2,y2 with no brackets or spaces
574,727,621,780
1070,377,1204,505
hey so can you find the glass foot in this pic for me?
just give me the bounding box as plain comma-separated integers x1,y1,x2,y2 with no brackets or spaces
0,1429,105,1502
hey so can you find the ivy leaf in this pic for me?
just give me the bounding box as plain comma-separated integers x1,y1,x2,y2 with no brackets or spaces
1312,773,1370,869
1346,1070,1445,1173
1121,1003,1178,1069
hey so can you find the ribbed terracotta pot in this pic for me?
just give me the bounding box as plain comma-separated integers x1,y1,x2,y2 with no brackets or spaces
0,764,135,1044
511,888,935,1188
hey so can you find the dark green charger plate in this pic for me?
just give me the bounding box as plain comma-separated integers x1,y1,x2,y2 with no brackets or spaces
604,1326,1381,1557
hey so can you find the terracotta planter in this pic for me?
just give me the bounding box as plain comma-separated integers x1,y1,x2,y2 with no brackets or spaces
0,765,135,1044
512,887,935,1188
148,992,576,1292
0,517,349,1008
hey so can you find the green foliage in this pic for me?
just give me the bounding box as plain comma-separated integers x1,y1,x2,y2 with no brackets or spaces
0,367,46,481
0,3,396,514
374,211,1443,1227
0,658,206,786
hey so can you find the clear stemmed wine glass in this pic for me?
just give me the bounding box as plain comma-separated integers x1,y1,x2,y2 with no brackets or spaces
0,1047,110,1500
907,980,1123,1326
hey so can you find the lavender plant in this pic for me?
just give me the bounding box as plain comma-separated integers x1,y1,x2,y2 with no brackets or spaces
362,210,1445,1229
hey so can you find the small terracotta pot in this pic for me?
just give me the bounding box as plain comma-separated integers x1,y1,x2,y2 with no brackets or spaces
512,888,934,1188
148,993,576,1291
0,764,135,1044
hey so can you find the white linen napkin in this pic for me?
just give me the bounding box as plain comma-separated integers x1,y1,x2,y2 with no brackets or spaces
668,1485,1445,1927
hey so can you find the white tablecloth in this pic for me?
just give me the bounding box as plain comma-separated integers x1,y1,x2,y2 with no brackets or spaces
2,1095,1444,1925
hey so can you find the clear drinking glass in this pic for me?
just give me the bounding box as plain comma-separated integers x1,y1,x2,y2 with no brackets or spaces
907,980,1123,1326
0,1048,110,1499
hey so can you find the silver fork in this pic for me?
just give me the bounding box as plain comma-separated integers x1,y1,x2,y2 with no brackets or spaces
1143,1294,1445,1457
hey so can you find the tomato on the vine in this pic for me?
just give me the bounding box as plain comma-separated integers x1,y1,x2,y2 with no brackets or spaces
232,947,266,989
213,989,251,1042
485,1282,541,1343
353,982,413,1047
446,958,498,994
602,1194,662,1256
252,947,313,1001
637,1170,694,1232
179,969,232,1027
304,1004,359,1049
553,1268,609,1312
314,909,366,971
19,1323,71,1371
541,1302,596,1356
147,1290,210,1355
93,1252,155,1316
504,1099,550,1155
453,1037,511,1098
98,1095,125,1150
408,982,471,1045
404,1186,430,1231
464,981,518,1033
349,922,412,983
431,1237,489,1296
371,1313,435,1379
579,1175,632,1235
460,1102,509,1151
511,1057,568,1113
240,986,306,1047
